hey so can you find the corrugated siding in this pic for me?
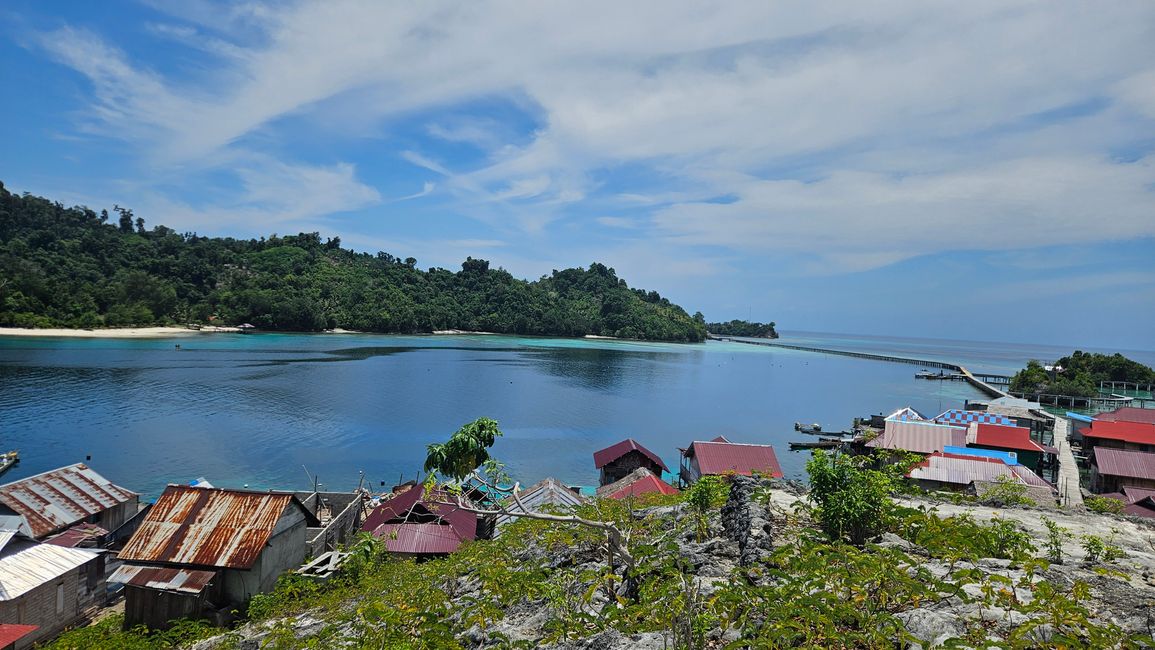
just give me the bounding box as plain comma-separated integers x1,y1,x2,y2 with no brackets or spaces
108,565,217,594
690,442,783,478
1093,447,1155,480
373,523,464,555
0,539,97,601
1085,420,1155,446
868,421,966,455
118,486,297,570
972,423,1046,452
0,463,137,538
909,453,1051,488
593,439,667,471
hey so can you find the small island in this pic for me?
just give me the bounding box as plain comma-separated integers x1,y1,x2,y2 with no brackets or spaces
1010,351,1155,398
706,319,778,338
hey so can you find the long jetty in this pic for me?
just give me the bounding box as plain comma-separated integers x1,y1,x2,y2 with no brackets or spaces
708,335,1010,399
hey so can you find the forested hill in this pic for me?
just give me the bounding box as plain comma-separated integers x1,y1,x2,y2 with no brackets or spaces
0,183,707,342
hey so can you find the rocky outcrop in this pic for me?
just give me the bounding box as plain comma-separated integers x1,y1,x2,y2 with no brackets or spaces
720,475,775,566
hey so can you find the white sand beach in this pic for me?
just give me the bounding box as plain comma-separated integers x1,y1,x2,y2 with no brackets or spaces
0,326,213,338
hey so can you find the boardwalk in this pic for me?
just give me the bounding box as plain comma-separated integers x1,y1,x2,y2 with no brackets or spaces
709,335,1010,399
1051,416,1084,509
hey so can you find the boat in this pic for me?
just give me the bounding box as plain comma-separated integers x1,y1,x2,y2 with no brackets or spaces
0,451,18,476
793,422,822,434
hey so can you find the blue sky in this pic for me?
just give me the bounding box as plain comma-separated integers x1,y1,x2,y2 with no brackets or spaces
2,1,1154,349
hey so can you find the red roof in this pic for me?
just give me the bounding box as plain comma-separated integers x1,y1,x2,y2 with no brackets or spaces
1093,447,1155,481
1082,420,1155,446
972,423,1046,453
1096,407,1155,425
605,472,679,500
593,439,668,471
0,625,38,647
685,441,784,478
372,522,468,555
361,485,478,550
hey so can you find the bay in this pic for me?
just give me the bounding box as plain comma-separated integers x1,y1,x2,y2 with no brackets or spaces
1,331,1146,499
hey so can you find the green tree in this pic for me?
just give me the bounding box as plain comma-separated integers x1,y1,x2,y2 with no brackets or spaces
805,451,902,546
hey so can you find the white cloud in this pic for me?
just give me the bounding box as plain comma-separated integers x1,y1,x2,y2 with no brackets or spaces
31,0,1155,272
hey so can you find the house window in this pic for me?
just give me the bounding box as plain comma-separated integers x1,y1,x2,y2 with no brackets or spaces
57,583,65,613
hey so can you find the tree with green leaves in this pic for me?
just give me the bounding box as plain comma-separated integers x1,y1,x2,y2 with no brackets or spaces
805,450,905,546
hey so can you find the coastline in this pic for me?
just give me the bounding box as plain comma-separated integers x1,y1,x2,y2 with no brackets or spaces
0,326,224,339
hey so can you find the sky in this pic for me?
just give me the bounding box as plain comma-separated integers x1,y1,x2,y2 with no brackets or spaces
1,1,1153,349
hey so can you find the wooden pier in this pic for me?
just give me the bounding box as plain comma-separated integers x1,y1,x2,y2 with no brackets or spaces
708,335,1009,399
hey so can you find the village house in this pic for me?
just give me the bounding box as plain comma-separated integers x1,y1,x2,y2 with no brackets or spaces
865,407,967,456
1079,408,1155,453
593,439,668,486
595,467,679,500
291,491,365,557
0,531,105,649
907,451,1053,495
0,463,139,543
112,485,318,631
679,436,783,486
965,397,1054,439
362,485,478,556
966,423,1049,473
1090,447,1155,493
1101,486,1155,519
495,478,585,532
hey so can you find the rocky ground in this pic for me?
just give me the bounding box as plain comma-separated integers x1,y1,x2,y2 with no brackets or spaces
192,479,1155,649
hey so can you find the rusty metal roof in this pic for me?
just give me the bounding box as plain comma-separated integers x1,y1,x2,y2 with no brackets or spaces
593,439,668,471
0,463,137,539
0,537,99,601
118,485,314,570
362,485,478,544
109,565,217,594
1093,447,1155,481
44,523,108,548
685,441,784,478
1096,407,1155,425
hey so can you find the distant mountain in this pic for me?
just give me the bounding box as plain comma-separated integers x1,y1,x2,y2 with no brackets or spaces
0,182,706,342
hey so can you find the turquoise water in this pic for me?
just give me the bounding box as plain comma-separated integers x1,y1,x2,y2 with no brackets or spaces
0,331,1144,499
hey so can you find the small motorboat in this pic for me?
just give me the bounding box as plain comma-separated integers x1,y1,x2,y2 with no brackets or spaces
0,450,18,476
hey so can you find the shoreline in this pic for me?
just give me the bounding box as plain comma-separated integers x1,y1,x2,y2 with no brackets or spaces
0,326,208,339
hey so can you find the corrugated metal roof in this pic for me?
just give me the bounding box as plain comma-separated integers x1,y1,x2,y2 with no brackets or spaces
1122,501,1155,519
0,463,137,539
1096,407,1155,425
373,523,465,555
118,485,312,570
593,439,668,471
1122,486,1155,503
595,468,679,500
0,538,98,601
942,446,1019,465
1093,447,1155,481
908,452,1051,488
362,485,478,544
108,565,217,594
971,423,1047,453
1083,420,1155,446
935,409,1014,427
867,420,966,455
0,624,39,647
686,441,784,478
496,478,585,530
44,523,108,548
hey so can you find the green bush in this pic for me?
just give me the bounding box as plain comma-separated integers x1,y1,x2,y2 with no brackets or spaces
806,451,903,546
1084,494,1125,515
978,475,1036,507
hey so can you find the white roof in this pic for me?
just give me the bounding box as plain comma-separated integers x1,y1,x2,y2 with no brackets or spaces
0,537,99,601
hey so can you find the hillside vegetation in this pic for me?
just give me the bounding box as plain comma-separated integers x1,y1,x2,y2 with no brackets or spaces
706,319,778,338
0,182,706,342
1010,351,1155,397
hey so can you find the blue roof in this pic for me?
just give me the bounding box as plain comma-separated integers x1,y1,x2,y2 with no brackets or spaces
1065,411,1094,423
943,446,1019,465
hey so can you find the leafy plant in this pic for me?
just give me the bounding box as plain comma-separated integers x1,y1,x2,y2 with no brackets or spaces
1041,516,1070,565
685,474,728,541
806,451,903,546
1081,533,1124,564
978,474,1036,507
1084,494,1125,515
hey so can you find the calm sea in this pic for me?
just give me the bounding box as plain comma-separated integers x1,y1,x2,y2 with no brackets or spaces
1,331,1150,499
